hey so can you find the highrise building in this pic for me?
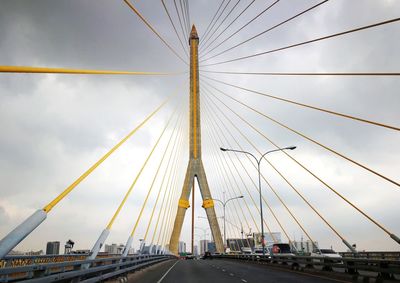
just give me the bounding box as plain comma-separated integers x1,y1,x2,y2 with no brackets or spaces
199,239,209,255
46,241,60,255
178,241,186,254
104,243,118,254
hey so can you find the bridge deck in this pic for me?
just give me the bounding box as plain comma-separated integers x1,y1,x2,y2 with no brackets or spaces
125,259,346,283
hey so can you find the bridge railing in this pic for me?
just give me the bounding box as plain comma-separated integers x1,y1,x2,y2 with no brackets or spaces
0,254,173,282
213,254,400,281
0,254,89,269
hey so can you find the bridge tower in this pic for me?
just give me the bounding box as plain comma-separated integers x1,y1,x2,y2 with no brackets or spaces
169,25,224,254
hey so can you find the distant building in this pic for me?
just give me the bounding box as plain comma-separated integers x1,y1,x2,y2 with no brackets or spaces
26,250,44,256
104,244,118,254
199,240,209,255
178,241,186,254
193,245,198,256
293,240,319,253
117,244,125,254
207,242,216,253
64,240,74,254
72,250,90,254
227,238,254,252
46,241,60,255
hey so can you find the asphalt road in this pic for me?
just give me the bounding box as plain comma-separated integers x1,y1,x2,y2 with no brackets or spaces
126,258,350,283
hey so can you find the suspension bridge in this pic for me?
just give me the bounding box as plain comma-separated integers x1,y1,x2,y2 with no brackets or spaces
0,0,399,282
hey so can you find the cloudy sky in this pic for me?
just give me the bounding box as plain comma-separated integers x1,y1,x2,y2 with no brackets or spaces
0,0,399,254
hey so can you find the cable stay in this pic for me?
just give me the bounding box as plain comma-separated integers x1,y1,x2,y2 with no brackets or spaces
204,136,260,236
199,0,256,56
201,0,280,59
201,0,233,45
204,88,328,246
0,65,184,75
204,110,292,245
145,120,185,243
161,0,189,59
199,0,241,50
152,131,185,245
201,70,400,76
203,137,253,249
123,0,188,65
204,88,358,251
204,84,400,246
125,107,185,248
205,125,273,239
204,97,303,247
202,17,400,66
204,80,400,188
200,0,227,45
174,0,189,43
179,0,190,38
202,75,400,132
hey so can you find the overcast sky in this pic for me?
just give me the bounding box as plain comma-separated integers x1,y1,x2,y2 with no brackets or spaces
0,0,399,254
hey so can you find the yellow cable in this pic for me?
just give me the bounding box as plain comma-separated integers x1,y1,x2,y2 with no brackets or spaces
203,75,400,132
205,130,258,234
143,120,183,241
206,116,276,242
204,79,400,187
206,88,344,241
43,96,171,213
204,97,293,244
151,130,184,244
204,88,319,245
157,141,183,246
0,65,182,75
206,83,394,236
129,109,184,237
205,96,300,246
123,0,188,65
106,100,179,230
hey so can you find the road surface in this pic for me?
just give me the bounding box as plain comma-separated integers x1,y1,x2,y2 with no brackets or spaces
126,258,350,283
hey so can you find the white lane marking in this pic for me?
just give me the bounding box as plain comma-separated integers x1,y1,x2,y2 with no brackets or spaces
156,260,179,283
229,273,234,276
222,269,226,272
241,279,247,283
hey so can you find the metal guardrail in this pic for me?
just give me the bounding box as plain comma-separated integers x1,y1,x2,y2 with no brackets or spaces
0,254,89,269
339,251,400,260
0,254,173,282
213,254,400,281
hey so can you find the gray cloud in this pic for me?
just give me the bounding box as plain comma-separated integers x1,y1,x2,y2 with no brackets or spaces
0,0,399,253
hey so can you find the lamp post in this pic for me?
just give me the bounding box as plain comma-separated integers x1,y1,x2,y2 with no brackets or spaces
220,146,296,256
212,194,244,252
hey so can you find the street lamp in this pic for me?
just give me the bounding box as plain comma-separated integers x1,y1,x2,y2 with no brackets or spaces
212,194,244,252
220,146,296,256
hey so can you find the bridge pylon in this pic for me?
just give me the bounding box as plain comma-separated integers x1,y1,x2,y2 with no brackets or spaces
169,25,224,254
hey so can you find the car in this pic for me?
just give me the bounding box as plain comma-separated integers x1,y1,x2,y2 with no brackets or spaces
241,247,252,254
271,243,295,257
311,249,342,269
186,253,195,260
311,249,342,259
202,251,212,259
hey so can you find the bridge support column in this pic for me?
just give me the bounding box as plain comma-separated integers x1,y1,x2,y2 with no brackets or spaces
0,209,46,259
82,228,110,269
168,25,224,255
122,235,133,257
